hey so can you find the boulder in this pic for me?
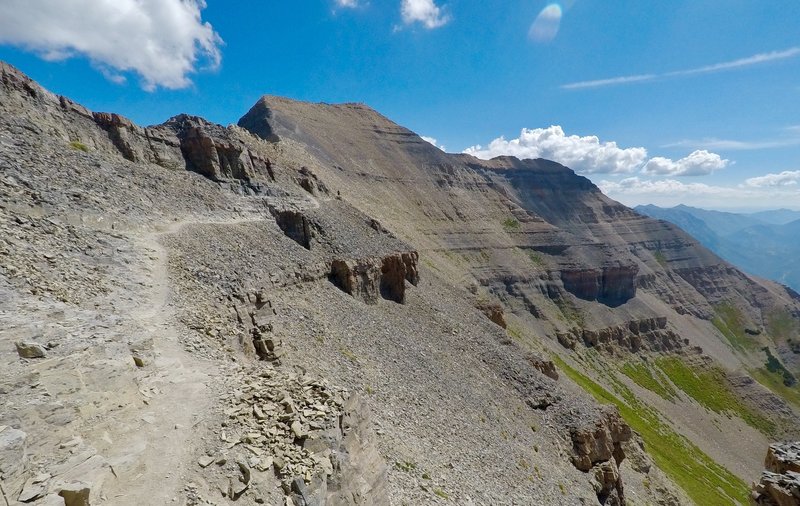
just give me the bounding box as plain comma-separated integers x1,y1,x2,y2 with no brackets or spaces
15,341,47,359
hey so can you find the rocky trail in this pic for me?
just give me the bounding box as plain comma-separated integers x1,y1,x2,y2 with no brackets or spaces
1,208,270,505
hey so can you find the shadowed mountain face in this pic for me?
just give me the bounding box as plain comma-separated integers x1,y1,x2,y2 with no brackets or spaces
636,204,800,292
2,63,800,506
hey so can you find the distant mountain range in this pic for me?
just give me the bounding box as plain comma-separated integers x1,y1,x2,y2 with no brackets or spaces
635,204,800,291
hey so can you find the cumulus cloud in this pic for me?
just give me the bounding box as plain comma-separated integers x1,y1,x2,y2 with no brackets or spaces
641,150,729,176
0,0,222,90
421,136,446,151
744,170,800,187
528,4,562,43
401,0,449,29
463,126,648,174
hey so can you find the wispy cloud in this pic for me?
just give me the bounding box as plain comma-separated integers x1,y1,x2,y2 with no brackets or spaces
562,46,800,91
561,74,656,90
664,126,800,151
666,47,800,77
664,137,800,151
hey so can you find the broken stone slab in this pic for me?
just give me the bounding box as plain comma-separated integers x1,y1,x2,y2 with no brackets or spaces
290,421,307,439
237,459,251,484
228,477,249,499
198,455,215,468
39,495,66,506
0,427,27,481
15,341,47,359
18,480,46,502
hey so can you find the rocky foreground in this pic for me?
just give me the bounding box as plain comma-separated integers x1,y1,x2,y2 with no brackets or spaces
751,443,800,505
1,60,799,506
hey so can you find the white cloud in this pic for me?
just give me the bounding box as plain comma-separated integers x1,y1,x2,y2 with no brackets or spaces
664,127,800,151
528,4,562,43
642,150,729,176
599,176,800,210
421,136,446,151
463,126,648,174
561,74,656,90
563,46,800,90
599,177,727,196
401,0,449,29
335,0,359,7
0,0,222,90
667,47,800,77
744,170,800,187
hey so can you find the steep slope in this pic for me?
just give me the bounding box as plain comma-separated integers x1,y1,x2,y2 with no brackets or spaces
0,62,686,506
238,95,800,504
636,204,800,292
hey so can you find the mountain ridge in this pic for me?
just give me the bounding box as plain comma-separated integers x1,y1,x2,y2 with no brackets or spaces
1,60,799,505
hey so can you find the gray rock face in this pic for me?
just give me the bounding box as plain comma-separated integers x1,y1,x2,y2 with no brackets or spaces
0,427,27,483
557,317,682,354
560,264,638,307
566,407,632,505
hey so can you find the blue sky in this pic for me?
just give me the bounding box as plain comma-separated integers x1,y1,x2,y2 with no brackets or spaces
0,0,798,210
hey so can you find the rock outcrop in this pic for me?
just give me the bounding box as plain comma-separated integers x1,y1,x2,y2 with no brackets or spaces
476,301,508,328
751,442,800,505
556,317,683,354
560,264,638,307
329,252,419,304
271,209,318,250
563,406,632,505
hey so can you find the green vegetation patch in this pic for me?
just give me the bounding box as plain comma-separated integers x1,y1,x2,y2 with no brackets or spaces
69,140,89,152
554,297,585,328
653,250,667,267
528,250,545,267
655,357,775,435
502,218,520,231
620,361,677,401
751,367,800,408
551,354,749,505
767,309,798,341
711,303,756,351
762,347,797,387
395,460,417,472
